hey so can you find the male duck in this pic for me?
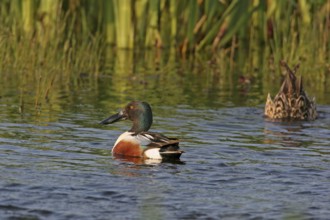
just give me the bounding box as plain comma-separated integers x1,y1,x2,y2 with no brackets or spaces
100,101,183,160
265,61,317,121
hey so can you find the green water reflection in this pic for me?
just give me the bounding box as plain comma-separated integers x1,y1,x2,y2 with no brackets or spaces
1,49,329,124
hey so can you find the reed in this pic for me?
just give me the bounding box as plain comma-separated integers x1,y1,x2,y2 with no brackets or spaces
144,0,160,47
22,0,34,35
0,0,329,111
105,0,115,45
113,0,134,49
1,1,329,54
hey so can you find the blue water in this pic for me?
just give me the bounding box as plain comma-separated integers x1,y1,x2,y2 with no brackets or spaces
1,61,330,219
1,102,329,219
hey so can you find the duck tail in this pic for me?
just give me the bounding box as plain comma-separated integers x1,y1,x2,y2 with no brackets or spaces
159,144,184,160
160,151,184,160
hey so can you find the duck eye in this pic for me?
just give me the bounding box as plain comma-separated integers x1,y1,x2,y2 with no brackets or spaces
129,105,134,110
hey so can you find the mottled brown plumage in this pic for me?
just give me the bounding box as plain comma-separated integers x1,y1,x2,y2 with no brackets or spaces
264,61,317,121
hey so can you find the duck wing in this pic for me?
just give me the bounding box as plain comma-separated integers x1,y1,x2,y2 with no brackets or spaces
138,131,179,148
137,132,183,159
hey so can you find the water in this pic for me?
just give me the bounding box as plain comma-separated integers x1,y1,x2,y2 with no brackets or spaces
1,58,330,219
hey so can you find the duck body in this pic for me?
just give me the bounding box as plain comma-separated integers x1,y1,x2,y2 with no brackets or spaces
112,131,181,159
265,61,317,121
100,101,183,160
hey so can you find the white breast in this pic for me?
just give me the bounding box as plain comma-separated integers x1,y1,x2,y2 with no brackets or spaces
112,132,138,153
112,132,162,159
113,132,162,159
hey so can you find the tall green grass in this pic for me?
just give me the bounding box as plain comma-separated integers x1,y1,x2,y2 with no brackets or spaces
1,1,329,57
0,0,329,112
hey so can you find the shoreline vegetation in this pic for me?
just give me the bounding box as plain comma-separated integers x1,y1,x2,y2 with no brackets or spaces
0,0,329,111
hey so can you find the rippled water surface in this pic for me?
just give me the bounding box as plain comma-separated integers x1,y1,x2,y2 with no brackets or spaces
1,59,330,219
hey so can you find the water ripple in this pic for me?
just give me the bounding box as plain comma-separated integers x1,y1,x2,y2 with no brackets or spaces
1,105,330,219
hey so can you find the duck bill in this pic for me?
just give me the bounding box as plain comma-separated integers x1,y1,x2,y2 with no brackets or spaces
100,111,126,125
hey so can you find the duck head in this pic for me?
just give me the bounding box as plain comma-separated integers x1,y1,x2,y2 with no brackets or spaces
100,101,153,133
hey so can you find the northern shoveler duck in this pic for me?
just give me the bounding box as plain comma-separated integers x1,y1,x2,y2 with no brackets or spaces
100,101,183,160
265,60,317,121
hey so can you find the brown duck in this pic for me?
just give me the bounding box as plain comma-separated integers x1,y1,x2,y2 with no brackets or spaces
264,61,317,121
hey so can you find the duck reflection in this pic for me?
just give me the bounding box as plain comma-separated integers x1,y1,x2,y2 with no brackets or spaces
110,155,184,177
113,154,185,165
263,120,309,148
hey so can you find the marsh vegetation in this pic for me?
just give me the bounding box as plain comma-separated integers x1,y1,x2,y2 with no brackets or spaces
0,0,329,113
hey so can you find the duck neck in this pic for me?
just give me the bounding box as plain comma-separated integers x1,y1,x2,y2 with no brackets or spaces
129,116,152,134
